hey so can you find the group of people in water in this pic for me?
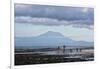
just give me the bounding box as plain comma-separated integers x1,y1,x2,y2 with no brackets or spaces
57,45,82,54
57,45,66,54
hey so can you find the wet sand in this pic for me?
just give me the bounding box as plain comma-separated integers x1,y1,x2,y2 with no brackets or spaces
15,47,94,65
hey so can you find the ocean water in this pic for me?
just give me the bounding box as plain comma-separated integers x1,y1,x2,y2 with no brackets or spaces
15,45,57,49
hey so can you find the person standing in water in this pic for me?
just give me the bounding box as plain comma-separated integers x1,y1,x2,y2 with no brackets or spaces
63,45,66,54
57,46,60,55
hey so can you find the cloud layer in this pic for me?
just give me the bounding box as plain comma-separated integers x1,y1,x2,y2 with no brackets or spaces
15,4,94,29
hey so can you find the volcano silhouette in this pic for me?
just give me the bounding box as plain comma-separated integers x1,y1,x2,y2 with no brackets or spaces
15,31,93,47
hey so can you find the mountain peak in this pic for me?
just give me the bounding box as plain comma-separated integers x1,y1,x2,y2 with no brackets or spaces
38,31,64,38
46,31,56,33
46,31,62,34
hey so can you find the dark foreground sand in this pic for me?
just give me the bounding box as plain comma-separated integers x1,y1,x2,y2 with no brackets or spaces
15,52,94,65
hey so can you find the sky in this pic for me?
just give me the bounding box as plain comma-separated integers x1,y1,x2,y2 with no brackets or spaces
15,3,94,42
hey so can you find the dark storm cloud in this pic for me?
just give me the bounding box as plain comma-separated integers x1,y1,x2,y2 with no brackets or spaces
15,3,94,27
